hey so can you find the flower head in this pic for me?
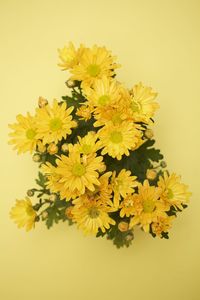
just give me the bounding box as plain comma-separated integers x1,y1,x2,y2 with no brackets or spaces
8,113,38,154
10,198,37,231
35,99,77,145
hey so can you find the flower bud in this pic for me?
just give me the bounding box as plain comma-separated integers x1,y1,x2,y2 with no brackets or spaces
38,96,48,108
118,221,129,232
47,143,58,155
125,232,134,242
65,206,74,220
65,79,76,88
146,169,157,180
42,211,48,220
160,161,167,168
49,194,57,202
32,154,41,162
37,141,46,153
27,189,35,197
61,143,68,152
144,129,154,139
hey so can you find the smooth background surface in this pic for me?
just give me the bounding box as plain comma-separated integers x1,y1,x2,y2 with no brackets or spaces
0,1,199,299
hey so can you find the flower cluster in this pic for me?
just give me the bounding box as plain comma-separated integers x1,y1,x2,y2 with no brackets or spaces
9,43,191,248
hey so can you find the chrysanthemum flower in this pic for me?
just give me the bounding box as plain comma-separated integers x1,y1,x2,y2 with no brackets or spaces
119,193,141,217
8,113,38,154
129,82,159,124
129,180,162,232
83,76,121,108
58,42,85,70
10,198,37,231
77,131,101,155
35,99,77,145
55,150,105,195
98,121,142,160
71,194,116,235
70,45,120,88
111,169,138,207
157,172,191,211
151,213,175,237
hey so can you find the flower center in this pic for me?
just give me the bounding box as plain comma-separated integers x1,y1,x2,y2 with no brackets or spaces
49,118,62,131
88,207,100,219
87,64,100,77
98,95,110,106
143,199,155,213
110,131,123,144
26,128,36,140
82,144,92,155
167,188,174,199
72,163,86,177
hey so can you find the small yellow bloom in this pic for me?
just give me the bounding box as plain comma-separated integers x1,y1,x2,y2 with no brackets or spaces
77,131,101,155
47,143,58,155
10,198,37,231
9,113,38,154
58,42,85,70
72,194,116,235
157,172,191,211
118,221,129,232
76,105,93,121
151,213,174,237
98,121,142,160
111,169,138,207
35,99,77,145
146,169,157,180
70,45,120,88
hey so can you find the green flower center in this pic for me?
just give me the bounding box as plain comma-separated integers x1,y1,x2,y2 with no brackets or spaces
49,118,62,131
110,131,123,144
72,163,86,177
98,95,110,106
26,128,36,140
87,64,100,77
88,207,100,219
167,188,174,199
143,199,155,213
82,144,92,155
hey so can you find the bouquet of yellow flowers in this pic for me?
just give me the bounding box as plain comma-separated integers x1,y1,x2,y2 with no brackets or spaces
9,42,191,248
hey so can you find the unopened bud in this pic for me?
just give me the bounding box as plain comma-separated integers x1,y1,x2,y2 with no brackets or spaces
32,154,41,162
61,143,68,152
37,141,46,153
125,232,134,242
27,189,34,197
38,96,48,108
146,169,157,180
144,129,154,139
47,143,58,155
49,194,57,202
118,221,129,232
160,161,167,168
65,79,76,88
42,211,48,220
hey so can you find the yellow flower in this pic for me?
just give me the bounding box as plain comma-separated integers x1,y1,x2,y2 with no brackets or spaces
91,172,114,207
70,45,120,88
76,105,93,121
71,194,116,235
82,76,121,109
151,213,175,237
111,169,138,207
157,172,191,211
10,198,37,231
77,131,101,155
35,99,77,145
129,82,159,123
129,180,162,232
58,42,85,70
55,150,105,195
8,113,38,154
98,121,142,160
119,193,142,217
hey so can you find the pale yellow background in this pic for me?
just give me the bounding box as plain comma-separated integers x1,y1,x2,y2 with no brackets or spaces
0,0,200,299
